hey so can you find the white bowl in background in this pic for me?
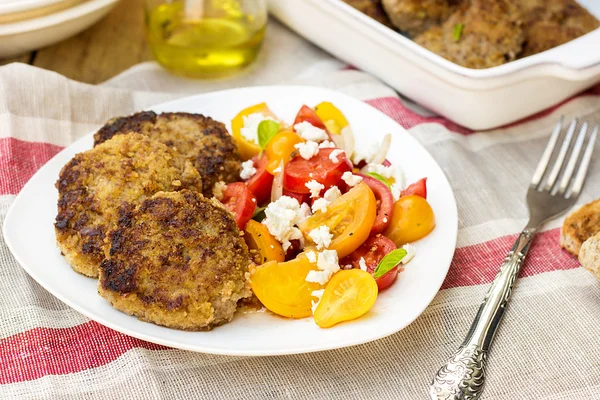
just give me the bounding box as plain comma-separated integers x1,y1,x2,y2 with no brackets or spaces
0,0,118,58
268,0,600,130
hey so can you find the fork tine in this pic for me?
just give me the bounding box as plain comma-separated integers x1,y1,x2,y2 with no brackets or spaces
531,117,564,187
544,119,577,190
557,122,588,194
568,125,598,198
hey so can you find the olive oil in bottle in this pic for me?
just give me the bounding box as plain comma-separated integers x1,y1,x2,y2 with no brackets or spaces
145,0,267,78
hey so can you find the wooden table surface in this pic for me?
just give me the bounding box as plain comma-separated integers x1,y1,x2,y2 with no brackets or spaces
0,0,153,84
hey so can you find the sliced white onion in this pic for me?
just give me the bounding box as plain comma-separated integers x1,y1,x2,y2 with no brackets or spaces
340,126,355,159
370,133,391,165
359,164,370,175
271,160,284,202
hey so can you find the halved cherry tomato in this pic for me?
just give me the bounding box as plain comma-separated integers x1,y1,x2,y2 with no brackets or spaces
231,103,277,160
250,254,322,318
314,102,348,135
293,105,327,130
265,131,304,174
401,178,427,199
283,148,352,194
384,195,435,246
283,188,311,205
245,156,273,205
357,174,394,234
314,269,378,328
221,182,256,229
244,220,285,265
299,182,376,258
341,235,398,291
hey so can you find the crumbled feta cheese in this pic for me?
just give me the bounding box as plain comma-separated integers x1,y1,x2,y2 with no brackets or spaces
262,196,305,252
352,141,379,165
309,226,333,250
212,181,227,200
294,141,319,160
402,243,416,264
318,140,336,149
294,121,328,142
359,257,368,272
306,270,333,285
391,183,402,202
306,251,317,264
240,160,257,180
317,249,340,274
240,113,276,143
323,186,342,202
305,180,325,199
329,149,344,163
342,171,363,187
365,163,395,180
297,203,312,223
311,289,325,313
311,198,330,213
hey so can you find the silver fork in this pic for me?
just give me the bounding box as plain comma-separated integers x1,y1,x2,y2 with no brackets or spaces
429,118,598,400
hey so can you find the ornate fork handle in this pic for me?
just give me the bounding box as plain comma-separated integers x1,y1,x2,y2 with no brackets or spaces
429,228,535,399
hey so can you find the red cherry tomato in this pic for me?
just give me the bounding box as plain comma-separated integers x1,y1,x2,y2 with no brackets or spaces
245,156,273,205
357,174,394,234
283,148,352,194
401,178,427,199
283,188,311,205
293,105,327,130
222,182,257,230
340,235,399,291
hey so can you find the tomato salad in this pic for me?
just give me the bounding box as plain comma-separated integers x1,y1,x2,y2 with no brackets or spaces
217,102,436,328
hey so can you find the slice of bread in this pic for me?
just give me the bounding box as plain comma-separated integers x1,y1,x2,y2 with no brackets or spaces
560,199,600,256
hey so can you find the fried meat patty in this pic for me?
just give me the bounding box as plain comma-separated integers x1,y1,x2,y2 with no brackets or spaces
414,0,524,69
55,133,203,278
518,0,600,56
560,199,600,256
98,190,252,330
94,111,241,197
342,0,393,27
381,0,460,36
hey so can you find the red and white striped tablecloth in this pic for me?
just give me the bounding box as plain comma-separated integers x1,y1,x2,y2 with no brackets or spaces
1,21,600,400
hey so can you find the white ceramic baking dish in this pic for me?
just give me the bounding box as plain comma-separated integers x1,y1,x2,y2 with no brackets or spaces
268,0,600,130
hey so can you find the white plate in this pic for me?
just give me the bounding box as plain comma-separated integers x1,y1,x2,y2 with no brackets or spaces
3,86,457,356
0,0,118,58
269,0,600,130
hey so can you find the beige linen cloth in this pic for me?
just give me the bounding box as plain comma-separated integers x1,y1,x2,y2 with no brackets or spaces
1,21,600,399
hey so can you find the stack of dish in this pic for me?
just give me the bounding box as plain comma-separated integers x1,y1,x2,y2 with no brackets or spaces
0,0,119,58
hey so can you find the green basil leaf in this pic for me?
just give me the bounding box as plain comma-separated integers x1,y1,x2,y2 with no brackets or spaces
257,120,280,149
453,23,464,42
252,206,267,222
373,248,407,279
366,172,391,189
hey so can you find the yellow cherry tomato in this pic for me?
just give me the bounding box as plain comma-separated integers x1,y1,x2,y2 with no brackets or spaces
250,255,322,319
231,103,276,161
384,195,436,246
314,269,378,328
264,131,304,174
299,182,376,258
314,102,349,135
244,220,285,265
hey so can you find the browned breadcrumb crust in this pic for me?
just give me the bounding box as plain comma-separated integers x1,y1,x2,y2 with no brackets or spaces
342,0,394,28
98,190,252,331
560,199,600,256
382,0,460,36
55,133,202,278
94,111,242,197
414,0,525,69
